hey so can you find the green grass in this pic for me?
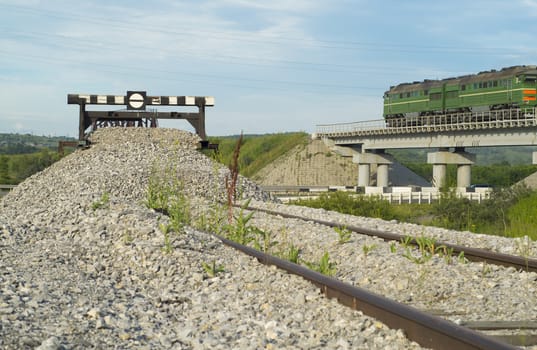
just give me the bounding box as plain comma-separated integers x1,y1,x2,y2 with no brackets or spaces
204,132,309,177
505,191,537,238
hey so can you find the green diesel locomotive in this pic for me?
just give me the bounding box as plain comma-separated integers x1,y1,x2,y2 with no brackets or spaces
383,65,537,122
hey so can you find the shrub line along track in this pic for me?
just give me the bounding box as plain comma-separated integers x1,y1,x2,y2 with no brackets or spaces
216,234,517,350
245,205,537,273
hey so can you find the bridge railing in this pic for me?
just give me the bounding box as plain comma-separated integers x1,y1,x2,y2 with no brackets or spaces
316,108,537,137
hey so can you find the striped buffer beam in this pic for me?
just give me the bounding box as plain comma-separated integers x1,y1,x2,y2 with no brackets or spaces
68,91,215,141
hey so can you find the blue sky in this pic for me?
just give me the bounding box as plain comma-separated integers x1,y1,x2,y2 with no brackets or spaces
1,0,537,137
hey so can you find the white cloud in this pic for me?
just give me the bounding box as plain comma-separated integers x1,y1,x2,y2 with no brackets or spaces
522,0,537,8
204,0,320,13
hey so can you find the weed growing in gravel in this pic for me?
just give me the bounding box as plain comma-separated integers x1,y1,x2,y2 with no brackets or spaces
122,230,134,245
194,202,227,235
416,236,437,257
168,191,191,233
225,199,261,245
457,251,467,264
305,252,336,276
400,235,413,249
334,226,352,244
481,261,492,277
402,236,433,265
159,223,173,254
441,246,454,265
202,260,225,278
92,191,110,210
400,235,457,266
362,243,377,265
145,177,170,211
252,228,278,254
402,249,432,265
282,244,301,264
514,236,535,271
274,227,301,264
389,242,397,253
145,164,191,235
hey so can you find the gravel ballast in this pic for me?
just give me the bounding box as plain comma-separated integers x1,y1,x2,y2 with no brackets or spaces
246,201,537,324
0,128,427,349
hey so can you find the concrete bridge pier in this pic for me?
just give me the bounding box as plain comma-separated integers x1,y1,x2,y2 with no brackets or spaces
353,150,393,187
427,148,475,188
358,163,371,187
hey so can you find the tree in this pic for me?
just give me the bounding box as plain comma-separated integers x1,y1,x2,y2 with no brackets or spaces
0,155,10,184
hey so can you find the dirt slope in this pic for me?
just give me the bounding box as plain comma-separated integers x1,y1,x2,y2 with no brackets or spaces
252,139,430,187
517,172,537,189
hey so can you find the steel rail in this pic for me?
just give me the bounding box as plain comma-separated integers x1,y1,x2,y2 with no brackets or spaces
217,234,518,350
247,206,537,273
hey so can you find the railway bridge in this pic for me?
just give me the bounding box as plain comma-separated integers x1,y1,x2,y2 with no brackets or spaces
315,109,537,189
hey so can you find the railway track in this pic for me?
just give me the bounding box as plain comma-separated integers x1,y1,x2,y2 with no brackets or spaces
244,204,537,273
201,203,537,348
216,234,519,350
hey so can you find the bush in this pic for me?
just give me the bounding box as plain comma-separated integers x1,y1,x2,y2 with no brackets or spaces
292,187,537,240
505,191,537,239
2,149,61,184
430,193,479,231
292,191,397,220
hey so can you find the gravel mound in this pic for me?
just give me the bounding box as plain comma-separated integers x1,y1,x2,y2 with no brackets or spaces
0,128,424,349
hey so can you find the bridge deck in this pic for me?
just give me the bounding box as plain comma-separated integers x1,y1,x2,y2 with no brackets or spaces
316,109,537,138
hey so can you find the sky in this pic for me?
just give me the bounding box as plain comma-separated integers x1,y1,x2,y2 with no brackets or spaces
1,0,537,137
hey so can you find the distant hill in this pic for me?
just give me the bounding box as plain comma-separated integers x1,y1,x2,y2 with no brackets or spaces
0,133,75,154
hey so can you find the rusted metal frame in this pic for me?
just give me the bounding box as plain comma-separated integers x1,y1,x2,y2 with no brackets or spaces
217,234,517,350
57,141,80,155
78,103,86,141
248,207,537,273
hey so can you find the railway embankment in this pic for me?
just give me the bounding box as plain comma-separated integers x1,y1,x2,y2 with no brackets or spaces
0,128,424,349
